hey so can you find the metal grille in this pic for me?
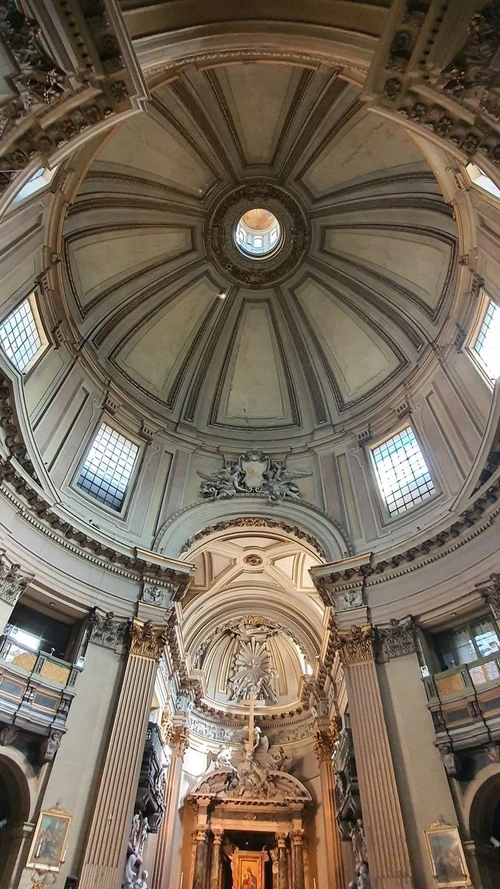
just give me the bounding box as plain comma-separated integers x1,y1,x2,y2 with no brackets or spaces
372,426,435,516
0,298,43,373
76,423,138,511
473,299,500,379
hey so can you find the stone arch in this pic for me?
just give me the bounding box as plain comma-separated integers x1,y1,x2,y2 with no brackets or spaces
0,749,37,889
466,765,500,843
153,496,351,563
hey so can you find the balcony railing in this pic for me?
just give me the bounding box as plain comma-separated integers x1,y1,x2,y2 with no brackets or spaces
0,634,81,737
424,652,500,748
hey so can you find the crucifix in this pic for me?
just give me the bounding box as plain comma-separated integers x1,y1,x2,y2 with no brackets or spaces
243,688,257,756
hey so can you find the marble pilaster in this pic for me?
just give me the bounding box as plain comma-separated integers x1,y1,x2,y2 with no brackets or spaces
331,624,414,889
315,728,345,889
151,722,188,889
192,827,210,889
277,833,289,889
78,619,167,889
291,829,305,889
210,829,223,889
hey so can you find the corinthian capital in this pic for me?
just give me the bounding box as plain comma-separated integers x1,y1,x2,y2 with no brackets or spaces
330,624,375,665
314,725,339,762
0,555,33,605
129,618,167,661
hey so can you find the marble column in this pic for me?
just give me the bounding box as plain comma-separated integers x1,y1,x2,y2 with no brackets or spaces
210,829,223,889
315,727,345,889
192,827,210,889
331,624,414,889
291,829,305,889
79,619,167,889
277,832,289,889
151,721,188,889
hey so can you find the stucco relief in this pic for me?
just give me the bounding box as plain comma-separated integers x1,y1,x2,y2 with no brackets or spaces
198,452,311,502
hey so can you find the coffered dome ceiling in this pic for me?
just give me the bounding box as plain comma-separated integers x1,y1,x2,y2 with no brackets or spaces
62,62,458,446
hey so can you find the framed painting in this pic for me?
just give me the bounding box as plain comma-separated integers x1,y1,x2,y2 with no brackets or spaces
234,851,265,889
26,807,71,872
424,822,471,887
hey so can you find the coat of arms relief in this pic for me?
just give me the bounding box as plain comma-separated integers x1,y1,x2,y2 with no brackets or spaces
198,451,311,502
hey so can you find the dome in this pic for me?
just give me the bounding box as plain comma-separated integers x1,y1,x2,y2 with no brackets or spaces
61,63,457,448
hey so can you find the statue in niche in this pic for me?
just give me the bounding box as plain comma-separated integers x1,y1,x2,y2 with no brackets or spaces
350,819,368,864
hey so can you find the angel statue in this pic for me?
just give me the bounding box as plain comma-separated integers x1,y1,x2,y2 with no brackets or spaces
269,745,294,772
266,461,311,502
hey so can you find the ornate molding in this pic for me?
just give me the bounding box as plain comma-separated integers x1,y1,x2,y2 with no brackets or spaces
198,452,311,504
177,515,329,560
330,624,375,666
162,717,189,756
205,180,308,288
0,0,148,197
129,619,167,661
478,572,500,620
364,0,500,169
0,553,33,605
89,609,128,650
141,582,176,608
376,618,417,662
314,725,339,762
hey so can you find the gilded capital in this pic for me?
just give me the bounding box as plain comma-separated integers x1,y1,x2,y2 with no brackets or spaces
330,624,374,665
161,710,189,755
130,618,167,661
314,725,339,762
291,828,304,845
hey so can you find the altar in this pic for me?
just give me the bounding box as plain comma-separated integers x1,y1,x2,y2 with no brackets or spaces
187,694,311,889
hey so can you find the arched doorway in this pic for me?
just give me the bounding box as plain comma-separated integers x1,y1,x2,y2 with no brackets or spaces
0,754,31,889
468,771,500,889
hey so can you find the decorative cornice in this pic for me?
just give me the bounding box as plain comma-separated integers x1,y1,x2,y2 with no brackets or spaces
329,624,375,666
0,0,148,198
0,452,193,584
129,618,167,661
363,0,500,170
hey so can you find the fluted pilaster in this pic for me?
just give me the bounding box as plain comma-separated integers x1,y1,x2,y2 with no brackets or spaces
79,620,167,889
332,625,413,889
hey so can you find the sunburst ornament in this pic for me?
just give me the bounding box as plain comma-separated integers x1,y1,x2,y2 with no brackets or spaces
228,636,278,704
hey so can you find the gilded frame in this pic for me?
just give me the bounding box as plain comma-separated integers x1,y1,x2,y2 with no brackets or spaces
26,807,71,872
234,852,265,889
424,823,470,888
